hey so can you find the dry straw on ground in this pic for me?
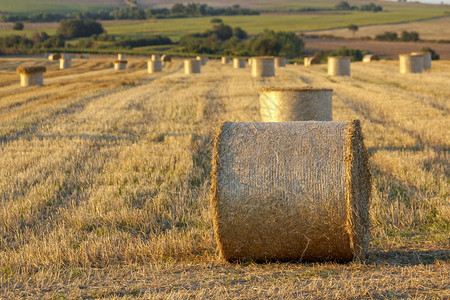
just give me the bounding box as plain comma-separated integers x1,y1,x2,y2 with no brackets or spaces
251,57,275,77
59,58,72,70
328,56,351,76
114,60,128,71
399,54,423,74
259,87,333,122
275,57,286,67
221,57,230,64
233,58,246,69
148,60,162,73
211,120,371,262
185,59,201,74
17,66,46,87
362,54,379,63
412,52,431,70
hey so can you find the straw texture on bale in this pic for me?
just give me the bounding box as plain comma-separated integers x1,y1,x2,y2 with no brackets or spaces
233,58,246,68
48,53,61,61
328,56,351,76
114,60,128,71
399,54,423,74
17,65,46,87
148,60,162,73
211,120,371,262
304,56,320,66
275,57,286,67
118,53,126,60
259,87,332,122
151,54,161,61
184,59,201,74
196,56,208,65
17,66,46,74
362,54,379,63
221,57,230,64
251,57,275,78
59,58,72,69
412,52,431,70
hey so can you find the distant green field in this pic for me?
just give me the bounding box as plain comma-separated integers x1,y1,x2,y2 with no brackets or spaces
0,0,107,14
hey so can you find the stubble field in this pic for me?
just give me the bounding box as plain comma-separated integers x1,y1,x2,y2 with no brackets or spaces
0,56,448,298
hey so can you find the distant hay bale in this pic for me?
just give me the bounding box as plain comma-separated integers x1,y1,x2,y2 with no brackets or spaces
151,54,161,61
362,54,379,63
79,54,89,59
411,52,431,70
161,55,172,62
275,57,286,67
248,58,252,66
251,57,275,78
304,56,320,67
399,54,423,74
148,60,162,73
118,53,126,60
221,57,230,64
259,87,333,122
196,56,208,65
114,60,128,71
328,56,351,76
184,59,201,74
233,58,246,68
211,120,371,262
17,66,46,87
48,53,61,61
59,58,72,69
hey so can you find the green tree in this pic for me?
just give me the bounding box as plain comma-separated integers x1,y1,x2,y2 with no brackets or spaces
57,19,104,39
348,24,358,36
13,22,24,30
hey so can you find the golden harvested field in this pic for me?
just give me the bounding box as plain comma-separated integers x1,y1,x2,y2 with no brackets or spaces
0,56,449,298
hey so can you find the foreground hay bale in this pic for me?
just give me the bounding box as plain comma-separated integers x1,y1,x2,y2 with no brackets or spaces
148,60,162,73
304,56,320,66
48,53,61,61
259,87,332,122
185,59,201,74
328,56,351,76
362,54,379,63
211,120,371,262
412,52,431,70
399,54,423,74
118,53,126,60
17,66,46,87
59,58,71,69
196,56,208,65
251,57,275,78
233,58,246,68
114,60,127,71
275,57,286,67
221,57,230,64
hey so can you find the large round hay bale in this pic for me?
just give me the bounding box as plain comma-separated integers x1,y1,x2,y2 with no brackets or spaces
114,60,127,71
148,60,162,73
17,66,46,87
411,52,431,70
196,56,208,65
59,58,72,69
328,56,351,76
251,57,275,77
184,59,201,74
211,120,371,262
151,54,161,61
259,87,332,122
275,57,286,67
362,54,379,63
233,58,246,68
399,54,423,74
118,53,126,60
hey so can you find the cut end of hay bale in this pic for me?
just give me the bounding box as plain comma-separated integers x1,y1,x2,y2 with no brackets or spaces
17,66,46,74
210,121,371,263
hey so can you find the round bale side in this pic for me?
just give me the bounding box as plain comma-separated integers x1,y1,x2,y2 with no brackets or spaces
148,60,162,73
259,87,332,122
211,120,371,262
114,60,128,71
59,58,72,69
399,54,423,74
17,66,46,87
233,58,246,68
328,56,351,76
251,57,275,78
412,52,431,70
185,59,201,74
